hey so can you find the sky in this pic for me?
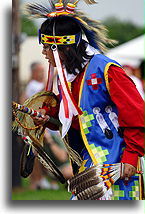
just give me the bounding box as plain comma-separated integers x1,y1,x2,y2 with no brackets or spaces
20,0,144,27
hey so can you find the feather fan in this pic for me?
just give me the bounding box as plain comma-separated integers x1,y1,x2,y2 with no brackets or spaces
68,163,124,200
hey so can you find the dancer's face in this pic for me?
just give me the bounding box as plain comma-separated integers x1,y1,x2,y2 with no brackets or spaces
42,44,56,67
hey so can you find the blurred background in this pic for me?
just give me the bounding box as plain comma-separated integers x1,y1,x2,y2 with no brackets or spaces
12,0,144,200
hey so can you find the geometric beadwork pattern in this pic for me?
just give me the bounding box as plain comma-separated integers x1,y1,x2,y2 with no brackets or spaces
41,34,76,45
80,111,94,134
89,144,109,163
87,73,102,90
129,180,140,200
111,185,125,200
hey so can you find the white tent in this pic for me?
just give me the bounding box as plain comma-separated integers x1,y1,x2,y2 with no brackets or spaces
106,35,144,67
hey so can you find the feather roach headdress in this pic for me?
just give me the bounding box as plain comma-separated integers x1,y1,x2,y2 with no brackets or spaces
24,0,115,53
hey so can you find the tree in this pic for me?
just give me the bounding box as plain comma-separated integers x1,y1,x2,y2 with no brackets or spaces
103,17,144,47
21,15,38,36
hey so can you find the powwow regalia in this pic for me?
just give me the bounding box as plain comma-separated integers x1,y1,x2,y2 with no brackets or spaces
12,0,144,200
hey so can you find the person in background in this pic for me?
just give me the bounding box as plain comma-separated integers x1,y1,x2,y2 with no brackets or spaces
123,64,144,99
20,62,46,103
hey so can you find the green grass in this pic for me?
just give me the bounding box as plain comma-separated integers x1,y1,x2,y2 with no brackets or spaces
12,178,71,200
12,189,71,200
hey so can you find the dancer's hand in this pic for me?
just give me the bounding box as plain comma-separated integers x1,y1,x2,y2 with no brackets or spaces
121,163,136,179
32,109,50,125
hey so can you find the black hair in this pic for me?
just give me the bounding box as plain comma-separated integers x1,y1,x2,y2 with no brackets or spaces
40,16,93,75
139,60,144,80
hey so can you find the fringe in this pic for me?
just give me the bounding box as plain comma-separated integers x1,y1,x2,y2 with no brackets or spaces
63,134,83,166
59,126,82,166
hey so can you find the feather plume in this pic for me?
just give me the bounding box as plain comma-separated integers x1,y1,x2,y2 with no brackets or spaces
23,0,117,52
23,0,97,18
23,2,53,18
68,165,102,192
77,184,106,200
74,11,117,52
73,178,103,194
68,163,124,200
82,0,97,4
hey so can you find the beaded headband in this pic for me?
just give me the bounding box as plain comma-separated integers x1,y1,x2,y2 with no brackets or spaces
40,33,81,45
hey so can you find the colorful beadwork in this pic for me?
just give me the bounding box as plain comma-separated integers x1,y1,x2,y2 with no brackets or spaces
129,180,140,200
87,73,102,90
80,111,94,134
41,34,76,45
12,102,42,118
111,185,125,200
55,3,65,13
66,3,76,14
89,144,109,163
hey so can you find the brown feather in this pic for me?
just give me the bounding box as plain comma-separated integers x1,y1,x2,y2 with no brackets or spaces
68,166,102,191
77,185,105,200
83,0,97,4
74,178,102,194
75,11,118,53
